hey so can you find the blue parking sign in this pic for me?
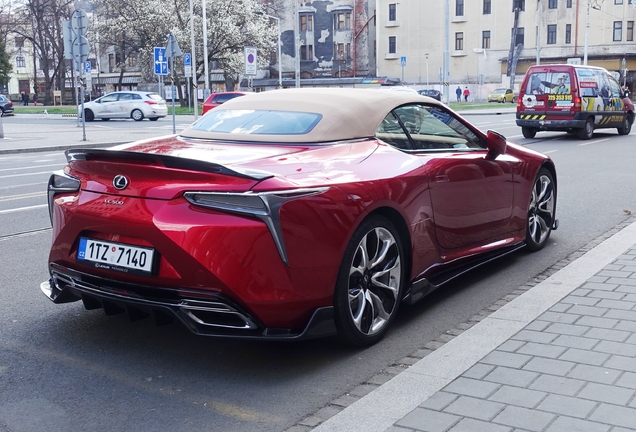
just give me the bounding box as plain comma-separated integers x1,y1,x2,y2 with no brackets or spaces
154,47,168,75
183,53,191,67
85,61,91,74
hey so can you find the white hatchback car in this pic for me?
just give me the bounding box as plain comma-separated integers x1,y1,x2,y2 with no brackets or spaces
79,91,168,121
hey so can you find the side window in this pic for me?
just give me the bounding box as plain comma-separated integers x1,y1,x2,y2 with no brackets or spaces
101,94,119,103
118,93,133,101
376,104,484,151
609,78,621,98
376,112,410,150
132,94,142,100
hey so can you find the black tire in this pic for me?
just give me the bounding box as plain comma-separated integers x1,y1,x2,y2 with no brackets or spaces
149,117,159,121
101,118,110,121
577,117,594,140
522,127,537,139
333,215,405,346
617,115,632,136
131,109,144,121
526,168,556,252
84,109,94,122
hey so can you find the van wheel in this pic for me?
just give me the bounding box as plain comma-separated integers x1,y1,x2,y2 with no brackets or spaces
617,116,632,136
577,118,594,140
522,127,537,139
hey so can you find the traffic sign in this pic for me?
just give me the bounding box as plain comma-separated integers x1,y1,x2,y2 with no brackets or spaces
85,61,92,86
400,56,406,67
183,53,191,77
165,32,182,59
244,46,257,76
71,9,88,38
72,35,89,72
154,47,168,75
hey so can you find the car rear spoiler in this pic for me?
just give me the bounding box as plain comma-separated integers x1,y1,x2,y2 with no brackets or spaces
64,148,274,181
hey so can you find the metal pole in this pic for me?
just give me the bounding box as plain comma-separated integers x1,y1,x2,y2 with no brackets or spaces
189,0,198,120
74,75,79,128
584,0,590,65
536,0,541,65
171,57,176,134
80,70,86,141
202,0,210,93
295,2,300,88
443,0,450,104
426,54,429,87
276,17,282,88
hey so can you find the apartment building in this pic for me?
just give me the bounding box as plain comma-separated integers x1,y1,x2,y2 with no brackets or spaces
376,0,636,94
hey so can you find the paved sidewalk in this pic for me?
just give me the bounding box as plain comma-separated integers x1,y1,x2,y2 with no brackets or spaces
313,220,636,432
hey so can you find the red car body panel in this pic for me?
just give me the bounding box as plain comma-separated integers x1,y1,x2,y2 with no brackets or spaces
47,134,548,332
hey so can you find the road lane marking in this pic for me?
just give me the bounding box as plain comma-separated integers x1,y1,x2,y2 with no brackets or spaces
0,192,46,202
578,138,610,146
0,182,47,190
543,150,558,154
0,204,47,214
0,163,63,173
0,170,55,179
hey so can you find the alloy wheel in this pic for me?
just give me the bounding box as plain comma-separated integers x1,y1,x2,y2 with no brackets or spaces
347,226,401,336
528,173,555,247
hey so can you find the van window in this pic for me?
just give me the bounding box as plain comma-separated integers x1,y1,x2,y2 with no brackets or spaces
524,72,571,95
576,68,611,98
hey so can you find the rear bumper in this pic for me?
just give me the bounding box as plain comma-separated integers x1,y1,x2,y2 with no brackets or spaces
516,115,586,131
41,263,337,341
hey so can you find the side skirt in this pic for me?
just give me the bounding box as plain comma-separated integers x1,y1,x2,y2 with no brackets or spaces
401,242,526,305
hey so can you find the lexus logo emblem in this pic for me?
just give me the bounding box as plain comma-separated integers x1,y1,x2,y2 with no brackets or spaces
113,175,129,190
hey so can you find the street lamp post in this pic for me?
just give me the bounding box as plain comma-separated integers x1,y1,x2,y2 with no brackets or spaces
188,0,198,120
584,0,590,65
425,53,429,87
202,0,210,96
265,15,282,88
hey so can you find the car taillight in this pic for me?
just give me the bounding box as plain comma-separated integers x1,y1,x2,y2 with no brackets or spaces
144,100,158,105
572,97,581,112
516,97,523,111
7,101,12,106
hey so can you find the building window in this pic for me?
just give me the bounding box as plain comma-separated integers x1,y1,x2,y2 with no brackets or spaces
128,53,137,67
513,0,525,11
337,13,345,30
455,32,464,50
615,0,623,4
567,0,573,7
614,21,622,41
483,0,491,14
109,54,115,69
482,31,491,49
628,21,634,41
565,24,571,44
456,0,464,16
513,27,525,45
346,13,351,29
547,24,557,44
346,43,351,59
301,15,313,31
388,36,396,54
15,37,24,49
389,3,396,21
548,0,557,8
301,44,313,60
16,56,26,68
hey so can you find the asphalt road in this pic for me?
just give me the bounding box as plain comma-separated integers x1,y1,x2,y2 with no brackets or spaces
0,114,635,432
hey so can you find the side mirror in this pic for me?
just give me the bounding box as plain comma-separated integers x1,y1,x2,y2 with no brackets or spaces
486,130,507,160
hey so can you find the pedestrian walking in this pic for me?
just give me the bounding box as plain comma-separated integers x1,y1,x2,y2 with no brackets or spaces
21,92,27,106
463,86,470,102
32,93,38,106
455,86,461,102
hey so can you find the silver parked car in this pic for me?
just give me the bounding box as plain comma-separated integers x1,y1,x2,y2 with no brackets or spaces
79,91,167,121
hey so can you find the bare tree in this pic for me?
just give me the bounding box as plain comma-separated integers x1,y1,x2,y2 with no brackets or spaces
12,0,75,105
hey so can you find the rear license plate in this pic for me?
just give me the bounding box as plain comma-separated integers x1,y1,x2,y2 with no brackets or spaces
77,237,156,276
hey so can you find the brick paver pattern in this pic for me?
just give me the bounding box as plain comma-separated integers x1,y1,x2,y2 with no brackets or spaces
391,245,636,432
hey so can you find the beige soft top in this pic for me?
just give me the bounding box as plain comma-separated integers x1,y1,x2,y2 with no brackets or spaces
180,88,437,143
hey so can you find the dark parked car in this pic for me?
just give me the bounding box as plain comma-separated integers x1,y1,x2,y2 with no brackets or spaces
42,88,557,346
0,95,14,116
418,89,442,101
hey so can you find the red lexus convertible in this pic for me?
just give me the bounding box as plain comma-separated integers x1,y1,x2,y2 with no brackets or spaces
42,88,557,346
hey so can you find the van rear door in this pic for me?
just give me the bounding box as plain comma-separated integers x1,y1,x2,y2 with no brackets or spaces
518,66,575,121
